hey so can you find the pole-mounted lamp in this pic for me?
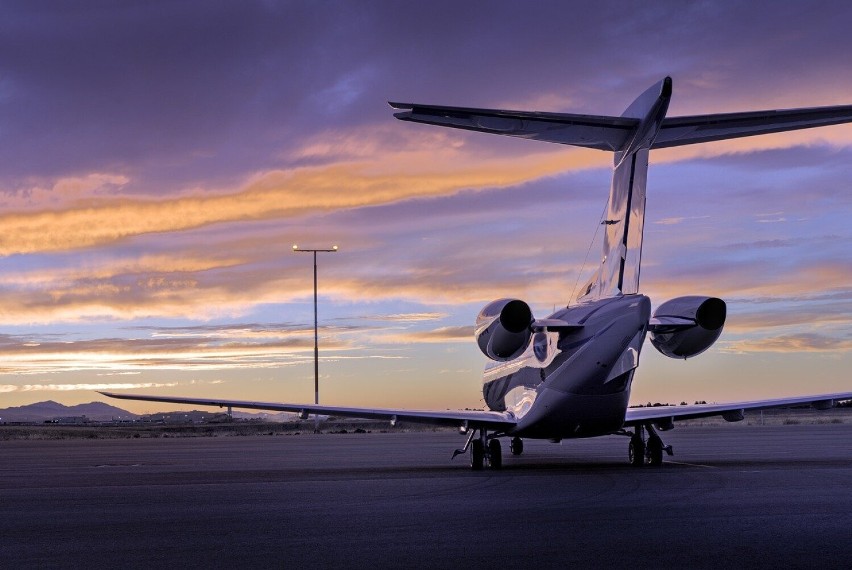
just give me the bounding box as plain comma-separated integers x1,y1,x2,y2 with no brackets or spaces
292,244,338,432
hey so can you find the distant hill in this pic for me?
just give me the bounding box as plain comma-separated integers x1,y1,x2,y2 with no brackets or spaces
0,400,302,423
0,400,138,422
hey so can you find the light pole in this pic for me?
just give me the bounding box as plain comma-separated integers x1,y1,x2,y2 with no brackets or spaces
292,244,338,432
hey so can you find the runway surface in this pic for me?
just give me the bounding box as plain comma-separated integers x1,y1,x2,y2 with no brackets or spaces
2,424,850,568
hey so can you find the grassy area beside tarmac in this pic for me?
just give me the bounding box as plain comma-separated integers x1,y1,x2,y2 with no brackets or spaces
0,419,446,440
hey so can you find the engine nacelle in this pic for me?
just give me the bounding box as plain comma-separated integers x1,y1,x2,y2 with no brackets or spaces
475,298,534,361
650,296,726,359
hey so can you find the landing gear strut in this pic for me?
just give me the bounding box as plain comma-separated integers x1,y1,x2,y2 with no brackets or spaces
453,429,503,470
646,432,664,466
470,439,485,470
628,424,673,467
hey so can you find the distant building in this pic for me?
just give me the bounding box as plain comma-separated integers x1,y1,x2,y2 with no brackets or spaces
45,416,90,425
140,410,229,424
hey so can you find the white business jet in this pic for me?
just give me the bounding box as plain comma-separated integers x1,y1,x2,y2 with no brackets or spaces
103,77,852,469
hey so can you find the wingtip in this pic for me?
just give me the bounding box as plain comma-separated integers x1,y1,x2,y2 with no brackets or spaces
662,76,673,97
388,101,412,110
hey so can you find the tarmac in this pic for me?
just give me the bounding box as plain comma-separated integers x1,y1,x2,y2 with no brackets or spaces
1,424,850,568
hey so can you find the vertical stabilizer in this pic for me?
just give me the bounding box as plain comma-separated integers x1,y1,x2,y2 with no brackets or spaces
578,78,671,301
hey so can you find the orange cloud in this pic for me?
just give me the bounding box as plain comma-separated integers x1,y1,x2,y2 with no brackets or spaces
721,333,852,353
0,332,351,375
0,382,178,393
0,141,590,256
376,325,475,344
7,119,848,259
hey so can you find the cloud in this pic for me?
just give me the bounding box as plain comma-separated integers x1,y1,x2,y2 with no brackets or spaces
654,215,710,226
342,312,448,322
0,174,130,210
0,382,179,393
0,331,355,374
722,333,852,353
0,141,586,256
382,325,476,344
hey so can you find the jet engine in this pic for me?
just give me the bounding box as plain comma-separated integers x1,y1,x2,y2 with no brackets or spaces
649,296,726,359
475,298,534,361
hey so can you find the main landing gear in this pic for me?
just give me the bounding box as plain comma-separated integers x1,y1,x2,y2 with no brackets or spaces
510,436,524,456
628,424,673,467
453,429,504,470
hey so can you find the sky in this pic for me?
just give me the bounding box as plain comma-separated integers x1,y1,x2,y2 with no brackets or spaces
1,0,851,415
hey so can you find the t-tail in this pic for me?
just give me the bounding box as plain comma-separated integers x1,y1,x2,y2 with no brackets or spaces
391,76,852,301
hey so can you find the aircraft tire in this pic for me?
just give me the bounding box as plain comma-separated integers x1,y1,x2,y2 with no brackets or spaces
647,435,664,466
488,439,502,470
629,437,645,467
470,439,485,471
510,436,523,455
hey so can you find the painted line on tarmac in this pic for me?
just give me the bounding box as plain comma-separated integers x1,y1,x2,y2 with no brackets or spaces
665,460,716,469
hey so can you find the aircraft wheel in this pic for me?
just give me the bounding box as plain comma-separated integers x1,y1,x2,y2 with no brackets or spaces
470,439,485,471
488,439,502,470
510,436,524,456
647,434,664,466
629,436,645,467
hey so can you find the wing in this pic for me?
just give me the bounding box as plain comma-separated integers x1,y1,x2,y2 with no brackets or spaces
99,391,516,430
624,392,852,426
652,105,852,148
389,102,638,151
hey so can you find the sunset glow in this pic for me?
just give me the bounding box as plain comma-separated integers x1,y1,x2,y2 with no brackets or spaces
2,2,851,413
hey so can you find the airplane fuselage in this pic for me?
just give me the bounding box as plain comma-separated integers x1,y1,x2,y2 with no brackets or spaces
483,294,651,439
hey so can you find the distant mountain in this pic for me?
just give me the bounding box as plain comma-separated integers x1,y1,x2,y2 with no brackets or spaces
0,400,138,422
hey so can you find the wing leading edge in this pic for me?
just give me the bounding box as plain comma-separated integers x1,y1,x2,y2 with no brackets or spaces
98,391,517,431
624,392,852,426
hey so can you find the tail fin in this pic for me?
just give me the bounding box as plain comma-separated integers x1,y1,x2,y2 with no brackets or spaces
579,78,671,301
390,77,852,301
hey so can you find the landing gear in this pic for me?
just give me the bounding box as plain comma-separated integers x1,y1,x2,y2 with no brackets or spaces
646,433,664,466
629,433,645,467
488,439,502,469
470,439,485,471
627,424,672,467
510,436,524,456
454,429,503,470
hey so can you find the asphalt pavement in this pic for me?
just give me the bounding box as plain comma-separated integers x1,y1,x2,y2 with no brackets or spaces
1,425,850,568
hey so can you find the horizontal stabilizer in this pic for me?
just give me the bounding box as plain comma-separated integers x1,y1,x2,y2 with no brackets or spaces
390,101,638,151
392,99,852,152
653,105,852,148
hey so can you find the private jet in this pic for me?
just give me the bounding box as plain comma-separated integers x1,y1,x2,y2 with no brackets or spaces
103,77,852,469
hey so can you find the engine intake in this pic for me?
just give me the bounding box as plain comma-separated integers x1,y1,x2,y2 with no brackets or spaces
650,296,726,359
475,299,534,361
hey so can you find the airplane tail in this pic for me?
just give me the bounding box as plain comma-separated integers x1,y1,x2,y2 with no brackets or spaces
391,78,852,301
577,78,670,301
